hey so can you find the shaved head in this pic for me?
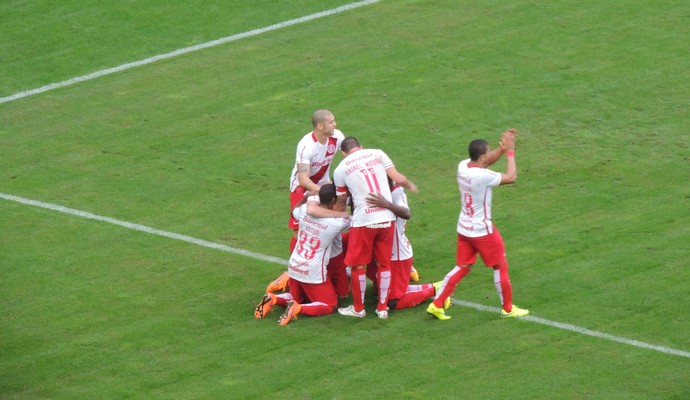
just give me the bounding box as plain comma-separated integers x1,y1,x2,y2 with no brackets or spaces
311,109,333,127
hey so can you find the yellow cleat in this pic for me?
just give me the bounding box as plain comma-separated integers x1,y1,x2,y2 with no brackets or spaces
432,281,452,310
443,297,452,310
279,300,302,326
266,271,290,293
426,302,451,320
410,266,420,282
500,305,529,318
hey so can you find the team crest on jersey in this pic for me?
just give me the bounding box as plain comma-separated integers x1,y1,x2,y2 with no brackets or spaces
327,144,336,154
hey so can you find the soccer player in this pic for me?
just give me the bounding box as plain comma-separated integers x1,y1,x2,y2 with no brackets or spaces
287,109,345,254
332,137,418,319
427,129,529,320
365,180,442,311
255,184,350,325
266,110,345,295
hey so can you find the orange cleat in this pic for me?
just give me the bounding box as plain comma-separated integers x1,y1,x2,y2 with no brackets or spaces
279,300,302,326
254,293,277,319
266,271,290,293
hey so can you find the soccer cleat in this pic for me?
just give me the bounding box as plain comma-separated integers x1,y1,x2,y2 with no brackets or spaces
432,281,452,310
500,305,529,318
375,308,389,319
410,266,420,282
279,300,302,326
254,293,277,319
426,302,451,320
266,271,290,293
338,305,366,318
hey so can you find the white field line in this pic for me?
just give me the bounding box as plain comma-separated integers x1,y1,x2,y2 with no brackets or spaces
5,0,687,361
2,191,689,359
0,192,288,265
456,300,690,359
0,0,381,104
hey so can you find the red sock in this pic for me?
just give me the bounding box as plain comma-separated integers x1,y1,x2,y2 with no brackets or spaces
494,263,513,312
394,285,435,309
433,266,470,308
350,268,366,312
275,293,292,308
406,283,432,293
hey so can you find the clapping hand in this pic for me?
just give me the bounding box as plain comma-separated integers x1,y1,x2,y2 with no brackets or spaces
500,128,517,153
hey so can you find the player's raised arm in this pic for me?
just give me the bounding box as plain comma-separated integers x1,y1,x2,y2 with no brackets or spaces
499,131,517,185
385,166,418,193
483,128,517,167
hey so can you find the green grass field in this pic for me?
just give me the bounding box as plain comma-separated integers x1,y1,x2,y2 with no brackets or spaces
1,0,689,398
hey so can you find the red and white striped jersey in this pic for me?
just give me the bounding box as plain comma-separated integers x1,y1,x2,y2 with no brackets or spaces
289,129,345,192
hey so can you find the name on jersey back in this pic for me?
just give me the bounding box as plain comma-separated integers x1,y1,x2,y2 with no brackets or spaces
344,154,382,176
301,214,329,231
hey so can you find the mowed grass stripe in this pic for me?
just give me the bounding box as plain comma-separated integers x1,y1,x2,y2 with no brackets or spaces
0,0,381,104
3,191,688,360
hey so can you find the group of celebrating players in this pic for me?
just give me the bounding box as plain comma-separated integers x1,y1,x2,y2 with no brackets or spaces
254,109,529,325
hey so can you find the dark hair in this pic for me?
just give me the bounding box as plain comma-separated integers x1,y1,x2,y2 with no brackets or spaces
341,136,361,153
468,139,489,161
319,183,337,205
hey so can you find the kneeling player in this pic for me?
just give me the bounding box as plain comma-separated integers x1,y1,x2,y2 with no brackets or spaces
255,184,350,325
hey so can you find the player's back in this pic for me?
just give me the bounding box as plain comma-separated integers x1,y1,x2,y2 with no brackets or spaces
334,148,395,227
289,204,349,283
456,159,501,237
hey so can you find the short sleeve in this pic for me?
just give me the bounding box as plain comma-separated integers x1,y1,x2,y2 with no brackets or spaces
333,166,347,196
379,149,394,169
292,203,307,220
481,170,502,187
296,141,314,165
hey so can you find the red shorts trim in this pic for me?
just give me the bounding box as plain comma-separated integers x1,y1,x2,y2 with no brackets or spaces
455,229,506,267
287,186,307,230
